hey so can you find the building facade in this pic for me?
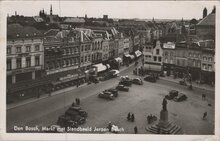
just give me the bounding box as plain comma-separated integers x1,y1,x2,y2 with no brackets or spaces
7,24,46,101
162,42,176,76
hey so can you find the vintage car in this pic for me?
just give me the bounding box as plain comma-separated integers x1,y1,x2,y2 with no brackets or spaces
173,93,187,102
108,69,120,77
57,115,78,128
103,88,118,97
132,78,143,85
144,75,156,83
66,106,88,118
119,79,132,87
98,91,115,100
115,85,129,92
165,90,179,100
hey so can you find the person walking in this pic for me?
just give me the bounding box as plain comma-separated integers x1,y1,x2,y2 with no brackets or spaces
134,126,138,134
131,114,135,122
203,112,207,120
127,112,131,121
108,121,112,132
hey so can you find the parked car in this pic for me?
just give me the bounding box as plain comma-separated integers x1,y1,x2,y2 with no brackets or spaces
98,91,115,100
116,85,129,92
119,80,132,86
179,80,187,86
108,69,120,77
165,90,179,100
132,78,143,85
57,115,78,128
103,88,118,97
174,93,187,102
64,109,87,125
144,75,156,83
66,106,88,118
120,75,130,81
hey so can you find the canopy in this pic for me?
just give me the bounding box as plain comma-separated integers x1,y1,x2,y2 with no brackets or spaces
93,63,108,72
135,50,142,57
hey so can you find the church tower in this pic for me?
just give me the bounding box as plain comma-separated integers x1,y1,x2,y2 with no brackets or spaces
50,4,53,15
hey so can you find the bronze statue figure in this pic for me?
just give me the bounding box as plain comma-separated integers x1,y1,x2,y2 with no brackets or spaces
162,98,167,111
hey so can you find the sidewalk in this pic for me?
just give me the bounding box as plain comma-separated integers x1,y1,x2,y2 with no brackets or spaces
7,62,135,110
160,75,215,92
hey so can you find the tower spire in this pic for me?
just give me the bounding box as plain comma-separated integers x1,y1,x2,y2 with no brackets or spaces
50,4,53,15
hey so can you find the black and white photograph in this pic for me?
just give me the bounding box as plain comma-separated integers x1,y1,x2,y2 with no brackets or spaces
0,1,219,140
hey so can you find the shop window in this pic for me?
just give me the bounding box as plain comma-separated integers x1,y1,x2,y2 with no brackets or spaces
7,59,11,70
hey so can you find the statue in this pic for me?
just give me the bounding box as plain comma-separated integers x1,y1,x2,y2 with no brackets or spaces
162,98,167,111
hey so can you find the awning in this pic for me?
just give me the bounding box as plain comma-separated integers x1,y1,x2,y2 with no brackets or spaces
93,63,108,72
115,57,122,63
135,50,142,57
144,64,162,72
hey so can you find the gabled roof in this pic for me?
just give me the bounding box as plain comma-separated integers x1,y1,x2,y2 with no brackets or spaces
197,13,215,26
44,29,60,36
7,24,42,39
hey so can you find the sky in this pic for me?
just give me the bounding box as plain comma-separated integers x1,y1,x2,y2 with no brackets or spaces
1,1,217,20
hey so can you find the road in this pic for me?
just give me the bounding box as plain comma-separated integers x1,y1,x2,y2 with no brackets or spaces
7,64,215,134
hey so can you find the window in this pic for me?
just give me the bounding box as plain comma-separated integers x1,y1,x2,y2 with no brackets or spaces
81,45,84,52
158,57,162,62
16,58,22,69
16,47,21,53
85,56,87,62
209,57,212,62
26,57,31,67
154,56,157,61
63,60,66,67
189,53,191,57
81,57,83,63
165,58,168,63
66,60,70,66
35,45,40,51
156,49,160,55
203,64,206,70
164,51,168,56
208,65,212,71
7,59,11,70
63,49,66,55
26,46,31,52
7,48,11,54
193,61,195,67
66,49,69,55
88,55,90,61
35,56,40,66
203,57,207,61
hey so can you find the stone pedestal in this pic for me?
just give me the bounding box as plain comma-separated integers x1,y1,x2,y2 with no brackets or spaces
146,109,181,134
158,109,169,128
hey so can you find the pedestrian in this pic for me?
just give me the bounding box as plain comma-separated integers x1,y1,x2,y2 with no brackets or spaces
108,121,112,132
134,126,138,134
127,112,131,121
203,112,207,120
202,94,206,100
131,114,135,122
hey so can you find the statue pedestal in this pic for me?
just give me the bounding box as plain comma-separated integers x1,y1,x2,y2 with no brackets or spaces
158,109,169,128
145,109,181,134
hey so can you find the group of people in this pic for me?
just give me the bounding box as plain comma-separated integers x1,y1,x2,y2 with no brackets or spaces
72,98,81,106
147,114,157,124
127,112,135,122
